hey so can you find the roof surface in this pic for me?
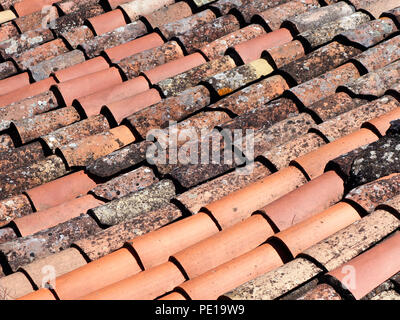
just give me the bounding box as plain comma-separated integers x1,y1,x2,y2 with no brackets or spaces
0,0,399,301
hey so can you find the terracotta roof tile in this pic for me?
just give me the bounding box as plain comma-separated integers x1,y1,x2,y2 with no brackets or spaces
307,92,367,122
292,128,379,179
0,141,45,173
0,194,32,227
154,110,231,150
90,179,175,226
0,72,30,95
103,33,164,63
243,113,316,160
142,1,193,29
200,24,266,60
352,165,400,202
176,243,283,300
0,0,19,10
13,9,59,34
255,0,320,31
20,288,56,300
144,52,206,84
173,214,274,279
20,247,86,291
261,133,326,171
24,171,96,212
52,56,109,83
104,88,162,124
223,257,322,300
0,28,54,59
52,4,105,36
328,231,400,299
311,96,400,141
349,0,400,18
280,41,362,84
203,166,307,230
13,39,69,70
347,122,400,185
118,41,184,79
118,0,174,22
298,283,342,300
82,261,185,300
60,25,95,49
74,203,182,261
128,85,211,138
174,14,241,54
127,212,219,269
87,9,127,36
209,75,289,115
0,272,34,300
156,56,236,97
284,2,355,33
12,0,57,17
302,207,400,272
90,166,158,201
55,0,99,14
382,5,400,24
289,62,361,107
353,34,400,72
206,59,273,97
0,22,18,42
232,28,293,64
221,97,298,132
0,213,101,271
107,0,130,10
365,281,400,301
57,125,135,168
46,247,142,300
203,176,400,299
13,194,104,237
87,140,152,178
0,155,67,199
260,171,344,230
363,104,400,135
237,0,289,23
266,39,306,68
0,61,17,80
208,0,247,16
159,292,186,300
297,12,371,49
76,76,148,118
79,21,148,58
54,67,123,106
41,114,110,152
336,17,397,49
371,290,400,300
172,201,358,299
11,105,81,144
341,60,400,98
157,9,216,40
176,161,271,214
29,50,85,81
276,202,361,257
390,272,400,288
